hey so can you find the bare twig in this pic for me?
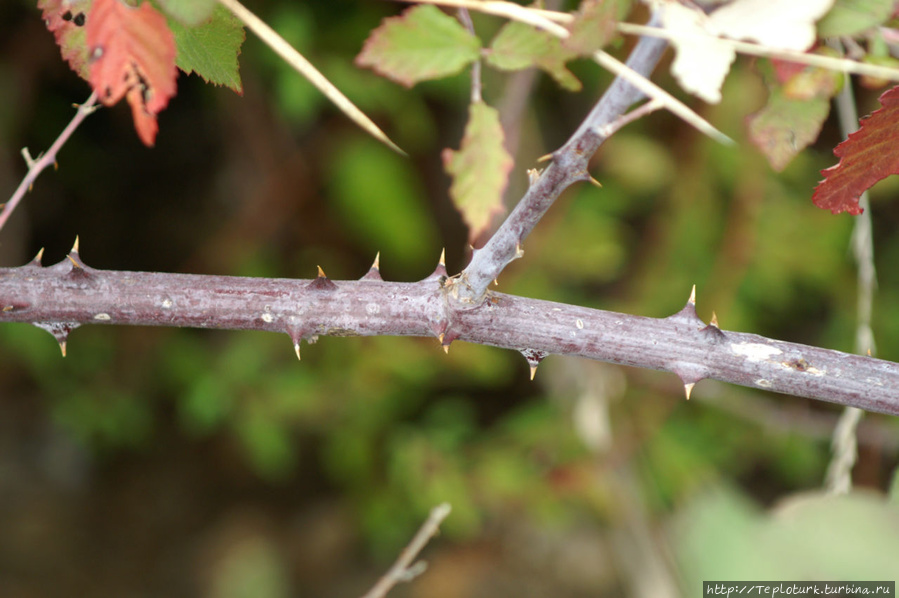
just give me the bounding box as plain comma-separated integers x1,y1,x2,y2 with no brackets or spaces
1,92,99,233
360,503,452,598
217,0,404,155
825,46,878,495
596,98,665,139
618,22,899,84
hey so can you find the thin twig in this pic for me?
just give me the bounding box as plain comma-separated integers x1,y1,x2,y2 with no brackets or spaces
217,0,405,155
1,91,99,233
596,98,664,138
360,503,452,598
618,22,899,84
824,42,877,496
457,8,482,104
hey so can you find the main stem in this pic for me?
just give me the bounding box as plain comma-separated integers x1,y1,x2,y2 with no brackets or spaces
2,251,898,415
457,12,667,302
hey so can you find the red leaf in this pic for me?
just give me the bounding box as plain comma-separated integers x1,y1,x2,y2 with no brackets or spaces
812,85,899,215
86,0,177,146
39,0,94,80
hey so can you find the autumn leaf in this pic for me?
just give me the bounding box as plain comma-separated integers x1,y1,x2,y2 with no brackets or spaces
86,0,178,146
661,2,735,104
39,0,94,80
563,0,618,56
708,0,834,51
486,21,581,92
442,102,513,243
747,87,830,172
355,5,481,88
812,85,899,215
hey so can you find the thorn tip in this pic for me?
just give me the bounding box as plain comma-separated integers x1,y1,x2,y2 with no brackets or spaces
684,382,695,400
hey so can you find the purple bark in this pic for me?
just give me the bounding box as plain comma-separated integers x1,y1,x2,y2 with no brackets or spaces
2,251,898,415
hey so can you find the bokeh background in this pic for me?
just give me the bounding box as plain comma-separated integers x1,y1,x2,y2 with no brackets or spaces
2,0,899,596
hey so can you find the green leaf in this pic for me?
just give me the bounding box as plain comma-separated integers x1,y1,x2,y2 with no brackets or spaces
355,5,481,88
564,0,619,56
817,0,895,37
747,86,830,172
486,21,581,92
155,0,216,26
168,4,245,93
442,102,514,243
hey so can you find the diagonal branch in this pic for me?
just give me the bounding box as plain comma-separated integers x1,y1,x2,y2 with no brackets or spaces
456,12,668,302
1,92,99,232
2,251,898,415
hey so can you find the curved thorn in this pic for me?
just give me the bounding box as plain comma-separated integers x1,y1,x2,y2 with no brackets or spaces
529,365,538,381
688,284,696,306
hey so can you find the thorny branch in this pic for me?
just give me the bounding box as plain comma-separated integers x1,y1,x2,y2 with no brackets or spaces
2,14,897,418
455,12,668,302
1,248,898,415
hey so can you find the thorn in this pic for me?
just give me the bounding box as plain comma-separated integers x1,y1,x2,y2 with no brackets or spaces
424,249,448,281
514,242,524,260
71,235,80,255
867,348,872,357
494,278,499,287
537,152,552,163
307,266,338,291
59,340,67,357
710,311,719,328
519,349,548,380
688,284,696,306
362,252,383,281
527,168,542,186
588,175,602,188
53,160,58,171
438,333,445,344
684,382,695,400
294,341,301,361
30,247,45,266
442,343,450,354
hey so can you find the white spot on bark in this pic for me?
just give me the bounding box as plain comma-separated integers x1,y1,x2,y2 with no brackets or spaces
261,313,274,323
756,379,772,388
366,303,380,315
732,342,781,362
576,319,584,329
161,298,173,309
93,313,111,321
